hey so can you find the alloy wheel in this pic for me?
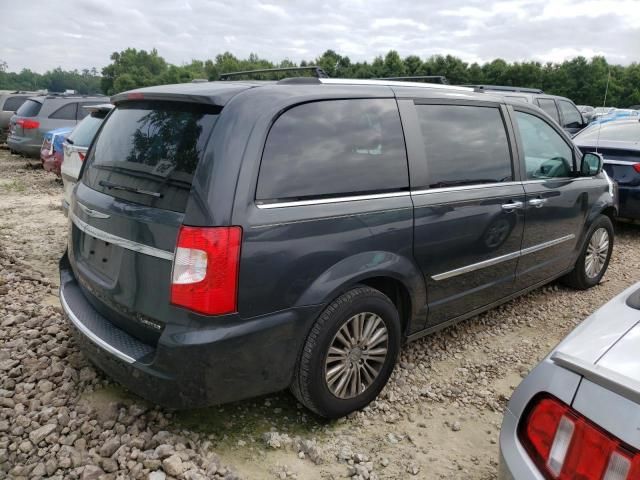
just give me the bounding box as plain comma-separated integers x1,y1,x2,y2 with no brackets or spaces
585,227,609,278
324,312,389,399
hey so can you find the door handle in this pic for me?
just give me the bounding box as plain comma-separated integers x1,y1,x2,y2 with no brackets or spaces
528,198,547,208
501,201,524,212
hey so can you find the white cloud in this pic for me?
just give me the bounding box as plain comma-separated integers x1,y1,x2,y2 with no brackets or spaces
0,0,638,73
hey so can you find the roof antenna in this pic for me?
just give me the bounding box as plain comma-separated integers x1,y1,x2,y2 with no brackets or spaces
595,68,611,154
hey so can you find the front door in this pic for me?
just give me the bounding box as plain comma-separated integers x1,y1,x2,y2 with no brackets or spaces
510,108,587,290
407,101,525,327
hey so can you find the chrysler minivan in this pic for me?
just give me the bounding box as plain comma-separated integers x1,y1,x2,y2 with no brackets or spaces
60,74,616,418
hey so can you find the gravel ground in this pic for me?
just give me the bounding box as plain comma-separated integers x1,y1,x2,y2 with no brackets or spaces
1,147,639,480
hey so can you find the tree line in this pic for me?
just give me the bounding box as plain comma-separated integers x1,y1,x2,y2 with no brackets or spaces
1,49,639,107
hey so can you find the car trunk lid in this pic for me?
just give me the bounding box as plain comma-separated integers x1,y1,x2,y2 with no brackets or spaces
68,99,221,345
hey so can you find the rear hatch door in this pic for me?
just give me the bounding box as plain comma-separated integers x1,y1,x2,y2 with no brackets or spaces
68,100,220,344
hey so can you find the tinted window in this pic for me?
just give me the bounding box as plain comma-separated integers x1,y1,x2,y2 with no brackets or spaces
576,122,640,142
415,104,512,188
50,103,77,120
536,98,559,122
257,99,408,200
67,113,108,147
515,111,573,179
82,101,219,213
15,99,42,117
2,96,28,112
558,100,582,128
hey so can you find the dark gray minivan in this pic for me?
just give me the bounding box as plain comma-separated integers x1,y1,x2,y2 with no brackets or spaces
60,77,616,418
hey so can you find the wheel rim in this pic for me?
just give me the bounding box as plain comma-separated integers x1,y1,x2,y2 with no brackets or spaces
585,227,609,278
324,312,389,399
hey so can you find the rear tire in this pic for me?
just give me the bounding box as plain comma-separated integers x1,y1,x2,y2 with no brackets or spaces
561,215,614,290
291,286,401,419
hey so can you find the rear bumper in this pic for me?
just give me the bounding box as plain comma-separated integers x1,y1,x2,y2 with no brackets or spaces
41,151,62,175
59,253,320,409
7,135,40,157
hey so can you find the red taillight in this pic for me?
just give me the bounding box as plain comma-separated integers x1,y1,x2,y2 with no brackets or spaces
17,119,40,129
127,92,144,100
78,152,86,162
170,226,242,315
633,163,640,174
520,395,640,480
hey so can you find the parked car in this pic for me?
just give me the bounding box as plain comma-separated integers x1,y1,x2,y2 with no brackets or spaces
574,119,640,220
7,93,107,157
593,106,617,119
591,108,640,126
59,75,616,418
61,104,113,212
0,91,37,143
577,104,595,122
499,282,640,479
467,85,589,134
40,127,73,176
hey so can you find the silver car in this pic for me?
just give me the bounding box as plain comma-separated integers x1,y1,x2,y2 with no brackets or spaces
499,282,640,479
7,94,107,157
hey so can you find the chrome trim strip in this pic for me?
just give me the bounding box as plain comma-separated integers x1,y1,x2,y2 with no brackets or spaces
60,287,135,364
604,159,638,166
411,181,521,196
70,213,174,261
432,251,521,281
256,191,411,209
520,234,575,256
319,78,474,92
431,234,576,281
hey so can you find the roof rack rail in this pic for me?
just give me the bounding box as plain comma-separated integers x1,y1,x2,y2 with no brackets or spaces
465,85,544,94
317,78,473,92
219,66,329,80
377,75,449,85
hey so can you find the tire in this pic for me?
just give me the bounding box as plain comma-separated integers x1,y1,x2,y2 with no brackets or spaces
291,286,401,419
561,214,614,290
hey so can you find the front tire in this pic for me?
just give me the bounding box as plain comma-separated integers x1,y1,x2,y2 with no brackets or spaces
291,286,401,419
562,214,614,290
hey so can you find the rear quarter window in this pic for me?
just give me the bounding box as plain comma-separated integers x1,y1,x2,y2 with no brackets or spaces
82,101,220,213
67,113,107,147
15,99,42,117
256,99,408,201
2,96,28,112
49,103,78,120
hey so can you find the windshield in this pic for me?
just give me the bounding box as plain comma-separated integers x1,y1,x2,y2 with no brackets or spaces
576,122,640,143
67,112,108,148
82,101,220,213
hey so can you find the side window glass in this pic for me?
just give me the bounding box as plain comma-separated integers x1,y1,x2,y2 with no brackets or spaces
515,111,573,180
535,99,560,123
49,103,77,120
3,96,27,111
257,99,408,201
415,104,513,188
558,100,582,128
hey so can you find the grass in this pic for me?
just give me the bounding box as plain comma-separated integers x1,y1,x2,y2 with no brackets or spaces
175,392,332,446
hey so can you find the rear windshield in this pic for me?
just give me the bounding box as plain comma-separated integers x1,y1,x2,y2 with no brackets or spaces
67,112,109,148
82,101,219,213
16,99,42,117
2,96,28,112
576,122,640,142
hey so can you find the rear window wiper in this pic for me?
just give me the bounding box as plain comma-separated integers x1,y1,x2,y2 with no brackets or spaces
98,180,163,198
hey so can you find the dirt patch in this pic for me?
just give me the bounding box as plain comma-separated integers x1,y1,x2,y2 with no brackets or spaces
1,147,639,479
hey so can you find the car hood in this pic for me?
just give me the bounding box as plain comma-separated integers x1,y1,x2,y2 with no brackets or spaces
552,283,640,396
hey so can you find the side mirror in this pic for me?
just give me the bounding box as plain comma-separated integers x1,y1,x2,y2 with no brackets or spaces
581,152,603,176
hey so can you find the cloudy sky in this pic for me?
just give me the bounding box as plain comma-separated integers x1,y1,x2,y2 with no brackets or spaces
2,0,639,72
